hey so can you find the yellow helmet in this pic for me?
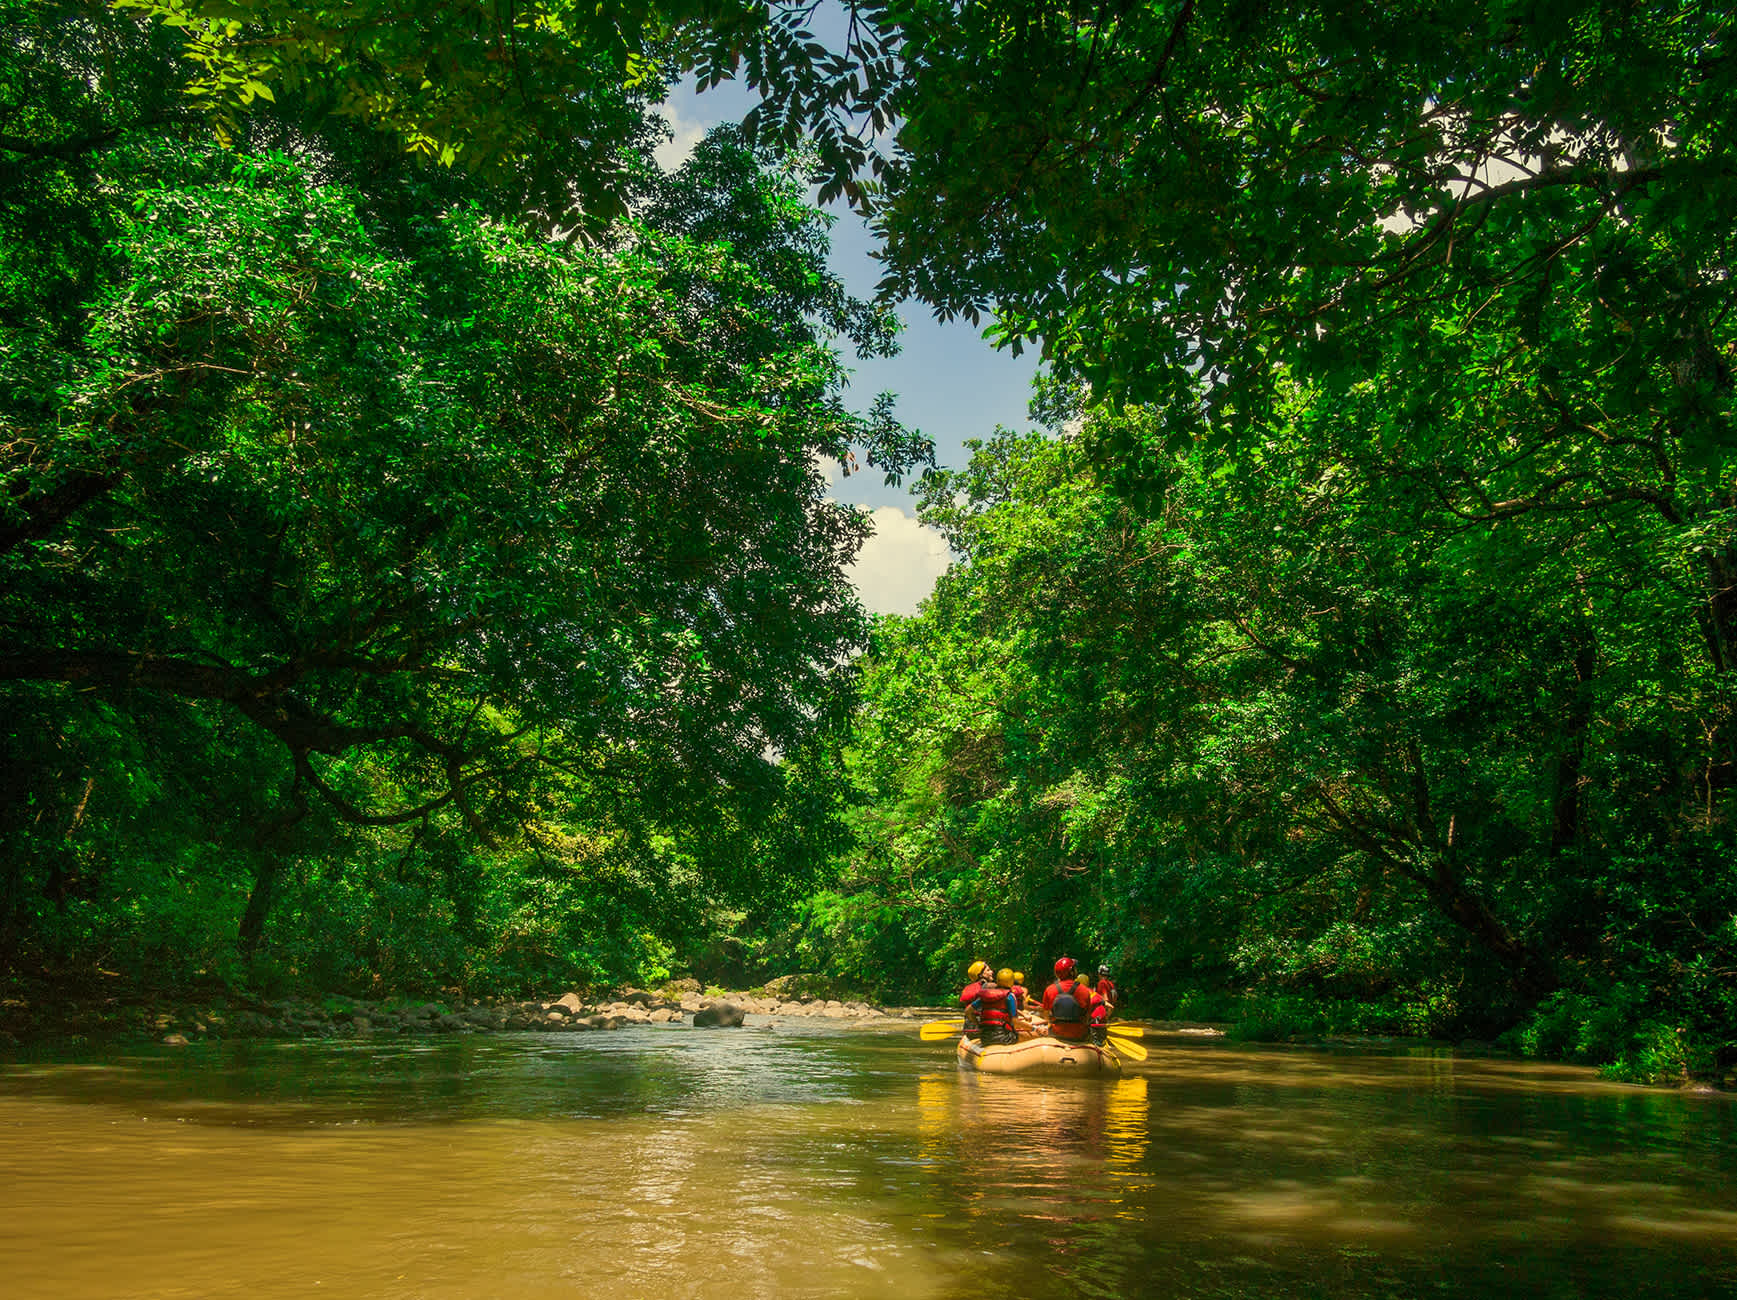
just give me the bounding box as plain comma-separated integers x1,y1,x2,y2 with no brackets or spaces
996,967,1015,988
1076,971,1093,986
967,960,987,980
1013,971,1025,985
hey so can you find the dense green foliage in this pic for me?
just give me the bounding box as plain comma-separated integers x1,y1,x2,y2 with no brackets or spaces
110,0,906,218
1,0,920,995
755,0,1737,1082
4,1,1733,1086
801,412,1737,1078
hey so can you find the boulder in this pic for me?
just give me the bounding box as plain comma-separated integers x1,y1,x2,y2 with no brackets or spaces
352,1016,372,1033
667,977,703,994
554,992,586,1016
648,1008,678,1023
692,1001,745,1028
161,1033,189,1047
546,1011,568,1025
437,1014,468,1032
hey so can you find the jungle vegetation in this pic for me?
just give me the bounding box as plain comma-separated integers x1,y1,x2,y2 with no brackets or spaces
3,0,1733,1080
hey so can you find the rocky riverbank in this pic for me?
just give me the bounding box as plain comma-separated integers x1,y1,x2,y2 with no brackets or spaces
0,979,920,1049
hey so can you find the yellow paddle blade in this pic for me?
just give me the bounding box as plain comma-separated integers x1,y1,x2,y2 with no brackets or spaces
919,1020,964,1041
1107,1035,1149,1062
1107,1024,1144,1039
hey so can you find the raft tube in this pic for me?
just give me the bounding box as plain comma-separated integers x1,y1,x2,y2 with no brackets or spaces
955,1034,1122,1077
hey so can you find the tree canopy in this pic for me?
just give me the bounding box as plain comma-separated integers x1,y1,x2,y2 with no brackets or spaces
1,0,922,982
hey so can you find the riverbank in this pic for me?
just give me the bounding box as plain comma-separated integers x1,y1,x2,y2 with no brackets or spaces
0,975,928,1049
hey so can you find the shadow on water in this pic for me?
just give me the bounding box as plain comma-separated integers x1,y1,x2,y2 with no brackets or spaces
1,1027,1735,1299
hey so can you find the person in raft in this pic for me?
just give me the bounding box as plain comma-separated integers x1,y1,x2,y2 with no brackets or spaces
1095,965,1118,1011
1077,971,1112,1046
958,959,992,1038
1010,971,1038,1039
972,968,1021,1046
1042,957,1092,1042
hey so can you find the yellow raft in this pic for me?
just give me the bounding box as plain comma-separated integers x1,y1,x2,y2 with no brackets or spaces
955,1034,1122,1077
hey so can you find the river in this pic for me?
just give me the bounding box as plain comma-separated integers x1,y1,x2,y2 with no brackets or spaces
2,1024,1733,1298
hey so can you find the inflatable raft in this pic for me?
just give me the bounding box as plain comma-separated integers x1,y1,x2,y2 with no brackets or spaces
955,1034,1122,1077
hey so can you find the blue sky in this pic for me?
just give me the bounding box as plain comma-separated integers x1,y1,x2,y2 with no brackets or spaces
657,82,1041,611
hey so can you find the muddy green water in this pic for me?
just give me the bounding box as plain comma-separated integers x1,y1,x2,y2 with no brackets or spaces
2,1025,1734,1299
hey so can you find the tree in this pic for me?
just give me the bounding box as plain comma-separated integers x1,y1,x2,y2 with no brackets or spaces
1,2,925,964
828,410,1736,1058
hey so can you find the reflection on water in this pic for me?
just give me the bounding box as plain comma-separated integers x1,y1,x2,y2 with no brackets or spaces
1,1028,1734,1299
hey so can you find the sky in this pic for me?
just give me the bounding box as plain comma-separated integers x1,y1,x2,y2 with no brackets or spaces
656,84,1042,615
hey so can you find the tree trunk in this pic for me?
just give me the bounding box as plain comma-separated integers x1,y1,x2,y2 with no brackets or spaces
1550,636,1596,856
237,858,280,961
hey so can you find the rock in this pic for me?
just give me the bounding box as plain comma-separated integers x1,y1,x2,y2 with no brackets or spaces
648,1008,678,1023
667,978,702,994
554,992,586,1015
162,1033,189,1047
352,1016,372,1033
546,1011,568,1024
622,990,662,1007
692,1001,745,1028
679,996,705,1013
822,1004,849,1018
437,1014,468,1032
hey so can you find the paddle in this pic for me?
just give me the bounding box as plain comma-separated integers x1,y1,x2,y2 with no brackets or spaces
1106,1034,1149,1062
920,1017,1146,1045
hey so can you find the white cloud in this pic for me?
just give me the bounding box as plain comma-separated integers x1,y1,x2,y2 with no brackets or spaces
653,100,711,172
848,506,951,616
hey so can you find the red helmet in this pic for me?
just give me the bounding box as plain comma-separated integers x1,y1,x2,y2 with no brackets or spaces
1053,957,1076,978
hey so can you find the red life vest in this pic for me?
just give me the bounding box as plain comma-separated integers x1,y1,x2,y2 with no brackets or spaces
1097,976,1118,1007
1088,991,1109,1025
958,980,985,1008
1043,979,1090,1038
976,986,1015,1028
